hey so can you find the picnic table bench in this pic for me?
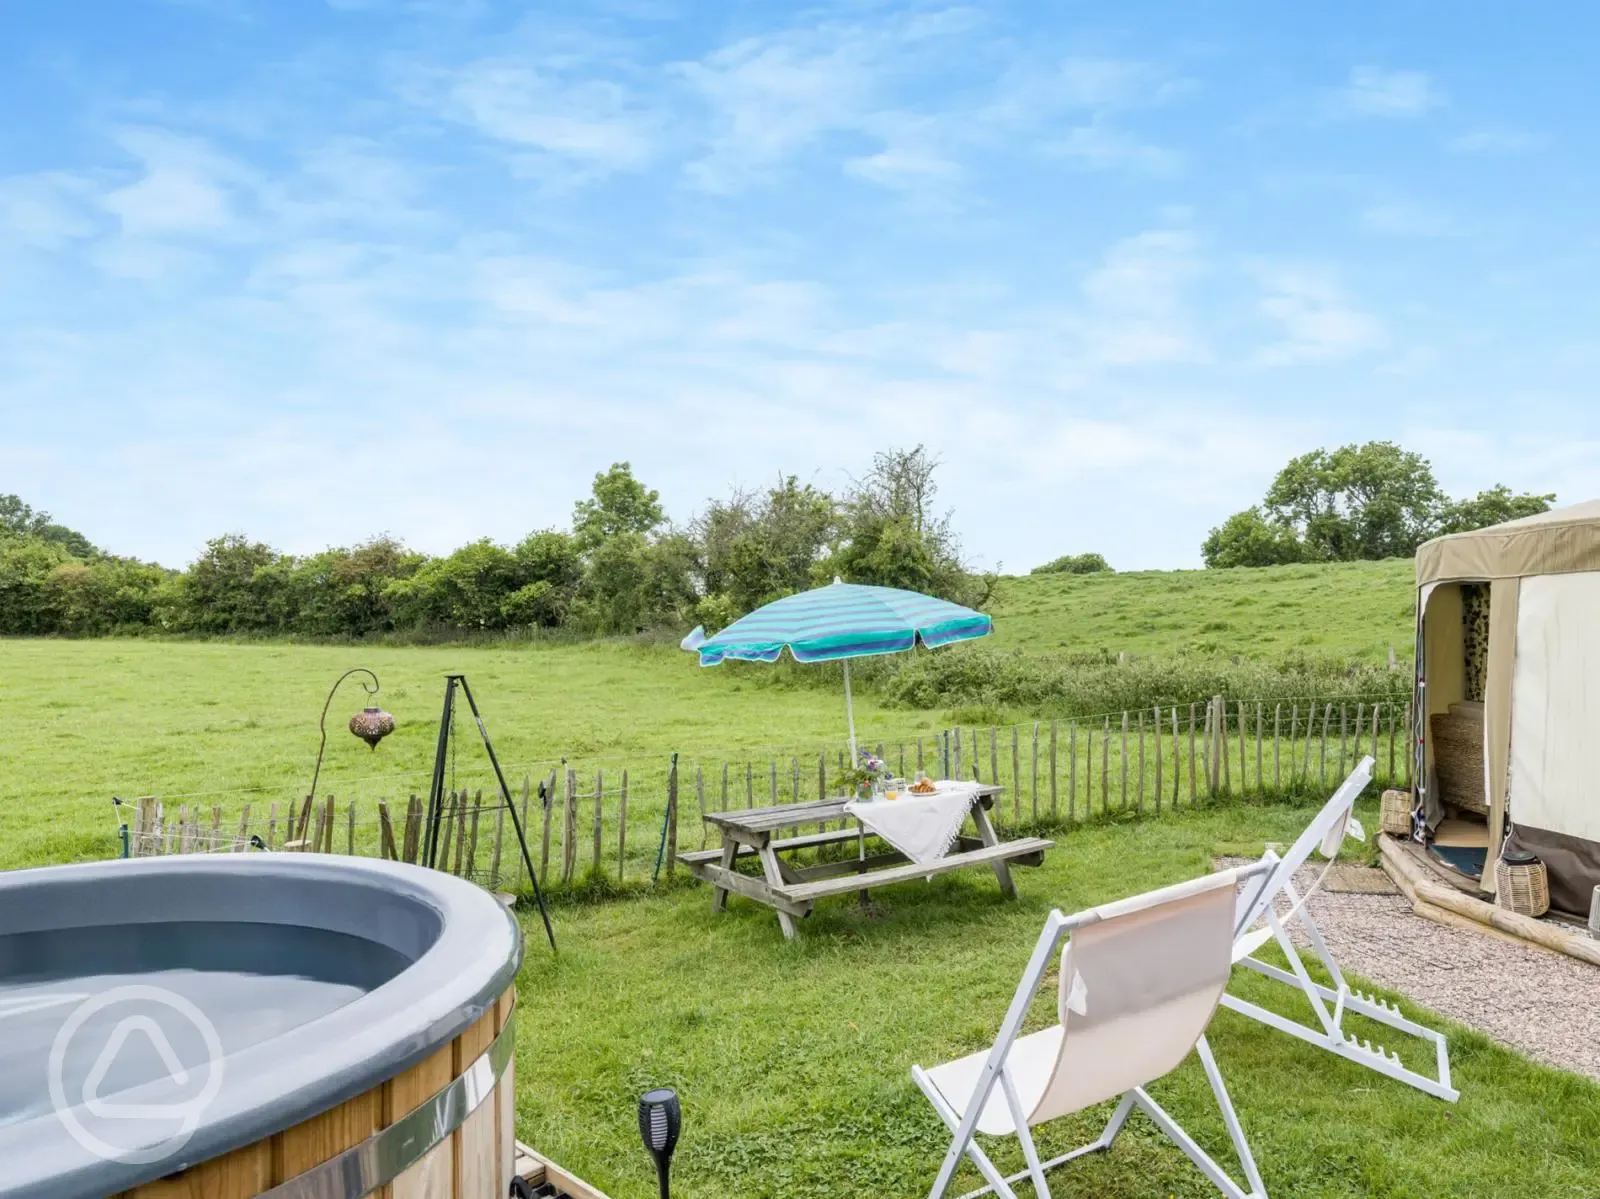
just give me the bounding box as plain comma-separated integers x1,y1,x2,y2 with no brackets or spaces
679,784,1053,938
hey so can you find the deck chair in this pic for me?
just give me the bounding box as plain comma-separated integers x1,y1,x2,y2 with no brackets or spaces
912,863,1273,1199
1223,755,1458,1102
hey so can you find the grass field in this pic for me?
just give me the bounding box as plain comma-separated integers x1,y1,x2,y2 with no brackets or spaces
994,558,1414,662
0,559,1419,871
5,559,1596,1197
513,801,1600,1198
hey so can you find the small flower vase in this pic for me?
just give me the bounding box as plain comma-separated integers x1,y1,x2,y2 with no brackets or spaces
856,780,873,800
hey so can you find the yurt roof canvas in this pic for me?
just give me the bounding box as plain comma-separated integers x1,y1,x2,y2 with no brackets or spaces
1414,499,1600,917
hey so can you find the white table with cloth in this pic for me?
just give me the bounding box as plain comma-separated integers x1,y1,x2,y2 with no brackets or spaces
681,781,1054,938
844,781,983,867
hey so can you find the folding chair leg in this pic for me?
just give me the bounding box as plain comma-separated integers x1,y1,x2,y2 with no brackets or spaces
1095,1091,1137,1150
1227,913,1459,1102
912,1066,1023,1199
1196,1036,1267,1198
1132,1078,1265,1199
1000,1069,1052,1199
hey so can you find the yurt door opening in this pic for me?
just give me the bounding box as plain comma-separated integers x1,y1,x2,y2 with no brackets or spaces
1417,580,1493,881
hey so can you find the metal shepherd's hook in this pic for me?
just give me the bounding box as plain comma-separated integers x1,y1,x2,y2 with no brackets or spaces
307,668,382,809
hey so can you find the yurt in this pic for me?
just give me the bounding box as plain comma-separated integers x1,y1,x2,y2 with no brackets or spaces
1413,500,1600,917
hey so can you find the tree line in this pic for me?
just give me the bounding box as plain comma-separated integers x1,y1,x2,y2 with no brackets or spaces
1201,442,1554,568
0,447,991,639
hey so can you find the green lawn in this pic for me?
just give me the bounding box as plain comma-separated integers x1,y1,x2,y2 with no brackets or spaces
0,637,948,872
2,561,1594,1198
992,559,1415,663
512,799,1600,1199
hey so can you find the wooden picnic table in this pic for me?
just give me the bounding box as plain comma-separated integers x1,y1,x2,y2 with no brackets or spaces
678,784,1053,938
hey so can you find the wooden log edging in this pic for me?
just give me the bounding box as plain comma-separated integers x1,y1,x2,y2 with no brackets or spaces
1378,834,1600,967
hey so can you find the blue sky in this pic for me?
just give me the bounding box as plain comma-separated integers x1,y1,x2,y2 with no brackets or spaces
3,1,1597,571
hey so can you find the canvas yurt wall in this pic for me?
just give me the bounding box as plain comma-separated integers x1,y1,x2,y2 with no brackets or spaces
1414,500,1600,917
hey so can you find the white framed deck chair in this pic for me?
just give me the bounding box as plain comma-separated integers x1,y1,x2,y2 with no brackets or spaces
912,863,1273,1199
1223,755,1458,1102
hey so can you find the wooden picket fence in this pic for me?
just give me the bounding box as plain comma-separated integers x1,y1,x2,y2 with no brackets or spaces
122,693,1410,895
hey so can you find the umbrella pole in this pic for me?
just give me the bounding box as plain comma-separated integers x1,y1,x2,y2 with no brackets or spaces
844,659,859,763
844,657,868,908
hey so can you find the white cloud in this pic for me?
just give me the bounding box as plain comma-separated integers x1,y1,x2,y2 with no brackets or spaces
1358,199,1460,238
1252,265,1383,364
101,128,243,235
0,172,100,249
1447,125,1549,154
1081,229,1208,365
422,57,659,170
679,23,891,191
1335,66,1444,119
1046,123,1181,174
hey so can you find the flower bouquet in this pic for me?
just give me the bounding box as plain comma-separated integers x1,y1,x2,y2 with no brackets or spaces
839,748,890,799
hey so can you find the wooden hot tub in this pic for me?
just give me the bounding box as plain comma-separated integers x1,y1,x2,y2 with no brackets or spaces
0,855,523,1199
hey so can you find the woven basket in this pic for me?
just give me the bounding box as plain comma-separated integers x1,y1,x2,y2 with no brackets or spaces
1380,789,1413,837
1431,707,1488,815
1495,854,1550,918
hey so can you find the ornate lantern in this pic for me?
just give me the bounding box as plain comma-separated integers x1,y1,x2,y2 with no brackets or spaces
349,706,396,750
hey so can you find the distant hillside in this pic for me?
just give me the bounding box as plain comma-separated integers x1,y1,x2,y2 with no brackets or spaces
990,558,1415,664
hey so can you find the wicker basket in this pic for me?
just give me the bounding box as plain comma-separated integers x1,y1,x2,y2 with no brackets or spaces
1495,852,1550,918
1431,705,1488,815
1380,789,1413,837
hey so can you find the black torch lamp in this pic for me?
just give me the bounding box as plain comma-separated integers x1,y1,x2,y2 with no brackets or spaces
638,1088,681,1199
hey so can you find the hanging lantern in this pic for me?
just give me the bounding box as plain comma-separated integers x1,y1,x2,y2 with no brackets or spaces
349,706,396,750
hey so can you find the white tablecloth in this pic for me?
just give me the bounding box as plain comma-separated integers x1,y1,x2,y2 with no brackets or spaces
844,781,980,866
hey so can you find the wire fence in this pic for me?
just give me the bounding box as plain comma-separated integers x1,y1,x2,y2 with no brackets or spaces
119,692,1411,896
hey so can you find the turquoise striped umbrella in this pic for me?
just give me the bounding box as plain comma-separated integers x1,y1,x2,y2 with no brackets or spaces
682,580,993,760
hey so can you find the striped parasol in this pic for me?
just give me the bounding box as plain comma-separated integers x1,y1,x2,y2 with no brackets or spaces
682,579,993,760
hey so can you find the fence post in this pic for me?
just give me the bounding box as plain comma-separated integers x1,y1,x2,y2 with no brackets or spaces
562,769,577,885
1120,712,1129,811
618,769,629,882
1221,699,1232,795
1170,706,1180,807
1236,701,1246,793
1011,726,1021,822
990,728,998,788
1188,703,1198,802
1030,722,1040,820
1101,717,1111,813
666,755,679,880
1320,703,1332,787
1135,710,1145,813
1152,706,1162,814
1049,720,1058,819
1403,700,1413,786
1255,702,1263,791
954,727,963,780
1068,720,1078,822
1273,704,1282,792
594,769,605,873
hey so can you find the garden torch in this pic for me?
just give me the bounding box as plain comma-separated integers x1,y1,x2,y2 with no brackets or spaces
637,1088,681,1199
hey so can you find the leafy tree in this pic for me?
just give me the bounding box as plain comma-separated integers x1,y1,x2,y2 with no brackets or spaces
174,535,289,634
0,537,74,633
1201,508,1306,569
1032,552,1113,575
696,476,835,615
1263,442,1442,561
831,446,981,604
388,539,522,631
0,493,95,557
572,464,664,552
1203,441,1557,567
506,530,583,628
1435,485,1555,535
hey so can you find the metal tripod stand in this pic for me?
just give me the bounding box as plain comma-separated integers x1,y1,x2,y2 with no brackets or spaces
424,673,556,952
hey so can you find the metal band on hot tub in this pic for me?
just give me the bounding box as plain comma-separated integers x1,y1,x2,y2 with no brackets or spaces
257,1015,515,1199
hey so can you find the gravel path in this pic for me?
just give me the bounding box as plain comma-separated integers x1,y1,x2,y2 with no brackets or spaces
1221,859,1600,1080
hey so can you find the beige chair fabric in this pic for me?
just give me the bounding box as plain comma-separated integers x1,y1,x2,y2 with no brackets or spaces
923,874,1238,1136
